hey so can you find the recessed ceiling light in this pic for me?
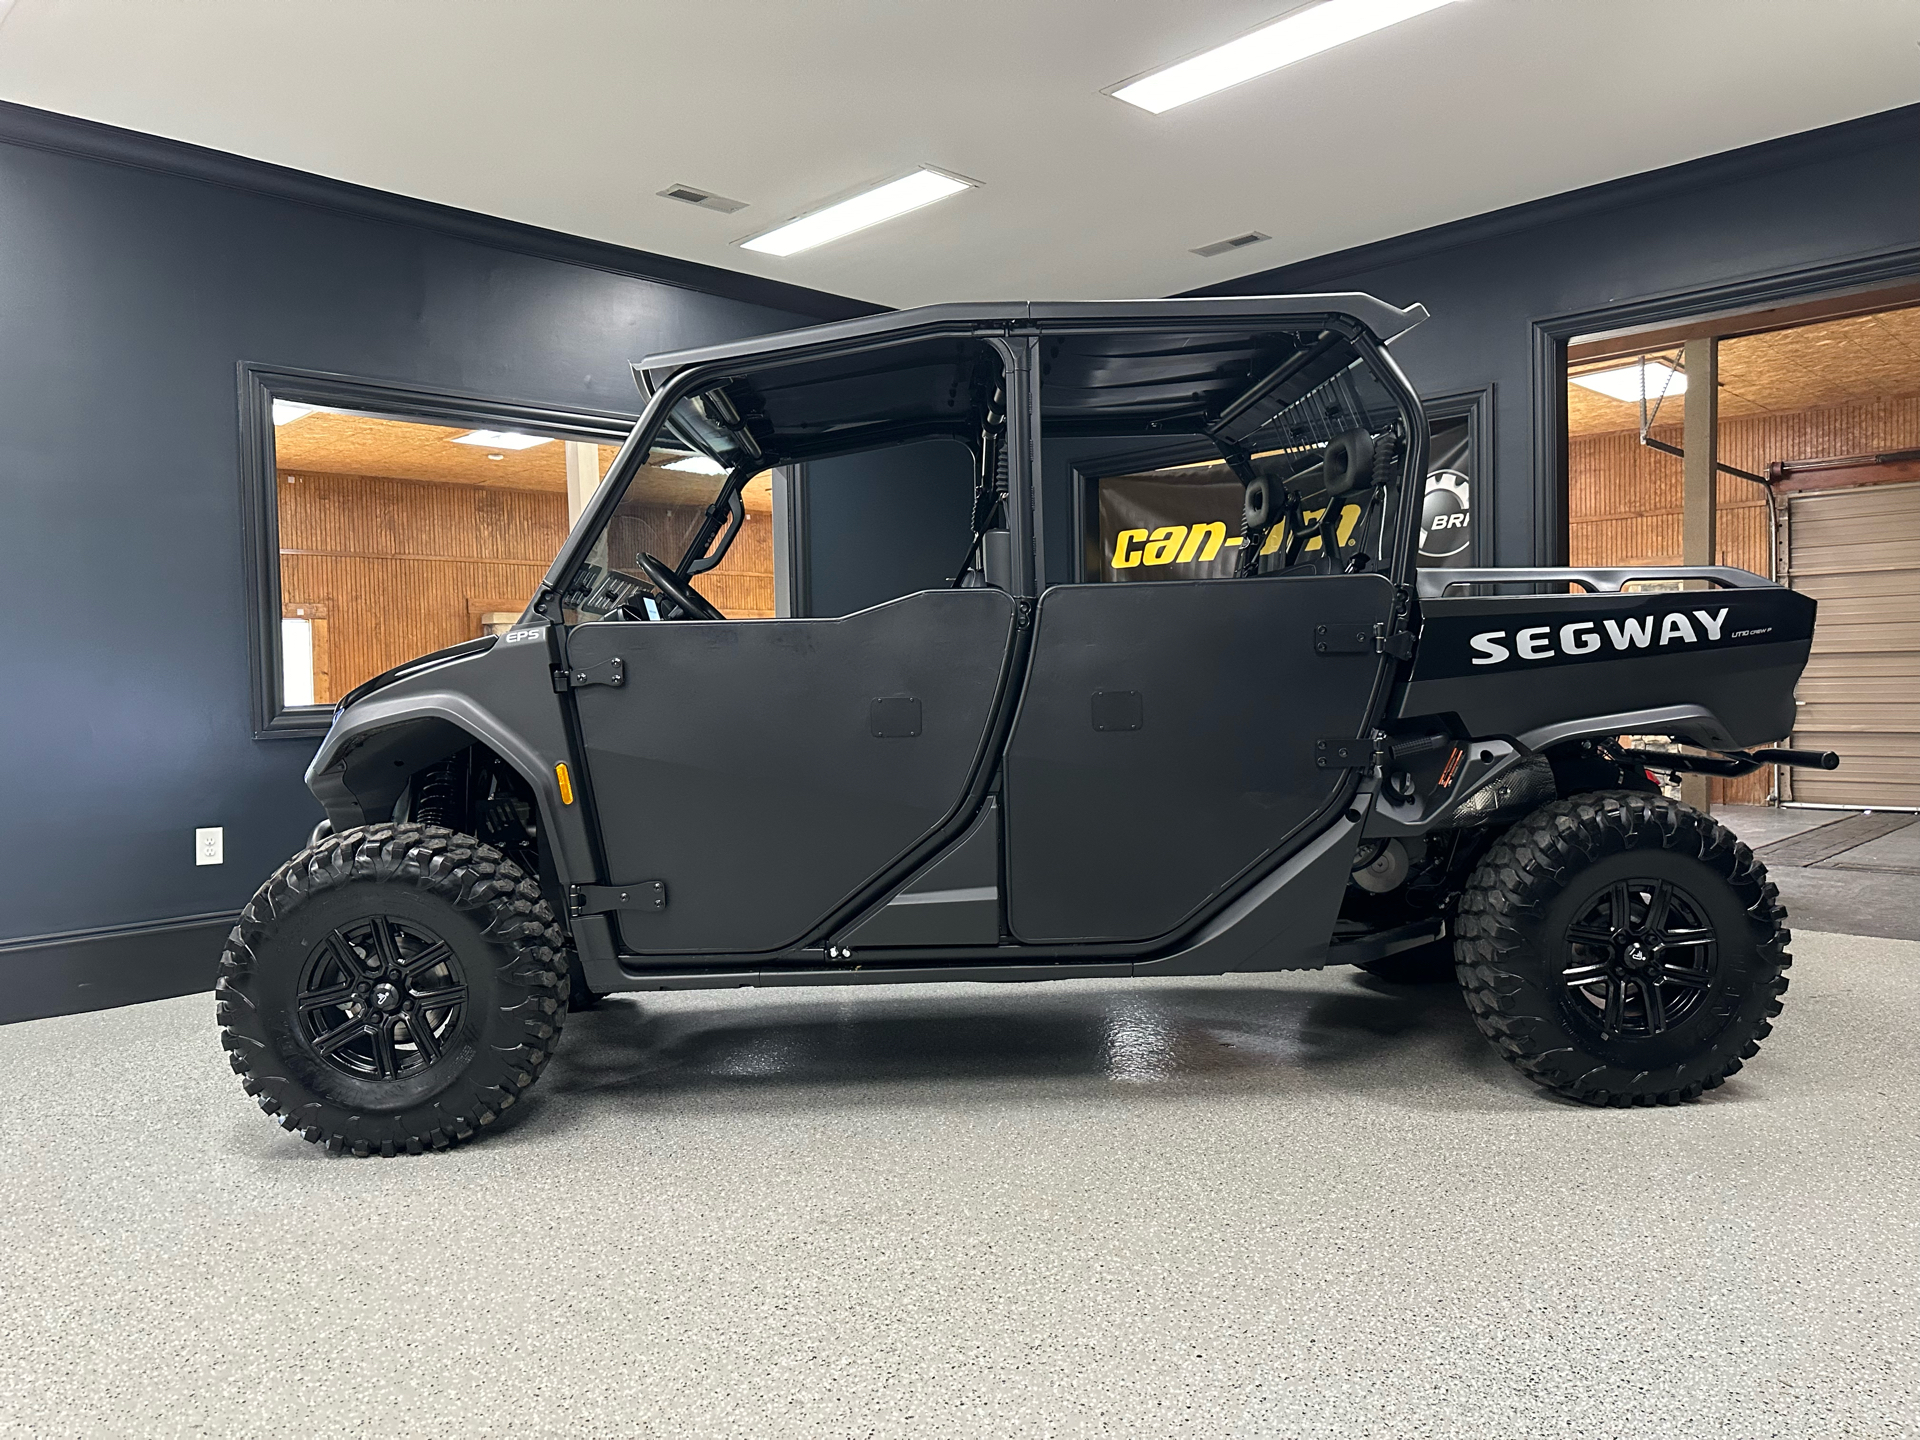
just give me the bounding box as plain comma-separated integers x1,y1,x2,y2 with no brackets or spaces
450,430,551,450
272,401,317,426
1570,360,1688,403
1110,0,1462,114
740,168,976,257
664,454,727,475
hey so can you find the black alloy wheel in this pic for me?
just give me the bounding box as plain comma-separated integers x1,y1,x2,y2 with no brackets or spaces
1560,878,1717,1040
1454,791,1789,1107
217,824,568,1155
296,916,469,1081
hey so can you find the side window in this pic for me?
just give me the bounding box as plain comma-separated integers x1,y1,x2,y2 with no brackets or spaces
246,372,627,736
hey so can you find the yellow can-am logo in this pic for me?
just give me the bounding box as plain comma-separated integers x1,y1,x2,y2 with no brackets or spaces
1111,503,1365,569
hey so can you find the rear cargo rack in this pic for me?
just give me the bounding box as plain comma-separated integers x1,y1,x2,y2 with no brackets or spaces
1416,566,1772,599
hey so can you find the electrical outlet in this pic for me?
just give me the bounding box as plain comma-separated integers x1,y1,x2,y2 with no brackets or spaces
195,827,224,866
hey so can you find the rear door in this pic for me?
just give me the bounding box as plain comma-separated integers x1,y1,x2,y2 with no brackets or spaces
566,588,1014,955
1000,574,1394,944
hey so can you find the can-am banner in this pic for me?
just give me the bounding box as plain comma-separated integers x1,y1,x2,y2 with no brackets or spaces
1093,419,1473,582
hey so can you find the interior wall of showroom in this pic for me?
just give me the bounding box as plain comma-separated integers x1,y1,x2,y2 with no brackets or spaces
0,101,876,1004
1157,104,1920,586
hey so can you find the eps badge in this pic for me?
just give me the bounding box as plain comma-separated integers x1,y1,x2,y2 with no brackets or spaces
1420,469,1470,561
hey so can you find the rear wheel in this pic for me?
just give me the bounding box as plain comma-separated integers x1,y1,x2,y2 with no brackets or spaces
1454,792,1789,1106
215,824,568,1155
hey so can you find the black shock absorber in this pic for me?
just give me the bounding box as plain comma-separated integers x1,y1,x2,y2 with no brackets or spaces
412,758,460,829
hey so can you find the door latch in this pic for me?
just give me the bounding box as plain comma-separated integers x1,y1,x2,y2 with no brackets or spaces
552,657,625,692
569,880,665,916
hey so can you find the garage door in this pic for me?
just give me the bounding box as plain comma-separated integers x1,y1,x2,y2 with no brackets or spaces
1782,480,1920,809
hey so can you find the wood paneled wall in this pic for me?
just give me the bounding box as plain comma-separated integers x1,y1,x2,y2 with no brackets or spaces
1570,394,1920,802
279,471,568,702
1570,395,1920,573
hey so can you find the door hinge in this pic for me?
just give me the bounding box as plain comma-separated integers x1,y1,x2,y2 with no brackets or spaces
569,880,665,916
1313,623,1372,655
1373,622,1414,660
552,657,625,692
1315,735,1381,770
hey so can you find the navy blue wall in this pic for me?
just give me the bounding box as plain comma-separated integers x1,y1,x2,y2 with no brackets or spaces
0,103,872,994
1090,105,1920,588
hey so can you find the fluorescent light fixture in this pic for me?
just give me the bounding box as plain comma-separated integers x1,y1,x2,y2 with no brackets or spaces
741,168,975,256
450,430,551,450
664,454,727,475
272,401,317,426
1570,360,1688,403
1110,0,1462,114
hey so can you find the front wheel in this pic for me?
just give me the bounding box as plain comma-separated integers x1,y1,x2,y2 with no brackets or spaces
215,825,568,1155
1454,792,1789,1106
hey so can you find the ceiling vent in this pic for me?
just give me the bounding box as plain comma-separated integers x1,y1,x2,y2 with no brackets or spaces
1191,231,1271,259
657,184,748,215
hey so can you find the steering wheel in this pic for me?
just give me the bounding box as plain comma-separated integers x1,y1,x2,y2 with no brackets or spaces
635,551,725,621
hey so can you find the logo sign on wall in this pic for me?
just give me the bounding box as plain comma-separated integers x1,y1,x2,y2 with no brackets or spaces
1418,418,1473,569
1093,417,1476,580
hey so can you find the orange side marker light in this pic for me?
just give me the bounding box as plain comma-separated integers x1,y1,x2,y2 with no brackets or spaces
555,763,575,805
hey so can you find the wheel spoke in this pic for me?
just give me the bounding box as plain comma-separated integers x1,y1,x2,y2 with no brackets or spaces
1563,963,1611,987
409,984,466,1012
297,982,358,1013
398,940,454,980
368,916,402,970
1602,976,1626,1033
312,1014,370,1056
1659,964,1712,991
1661,925,1714,946
1566,922,1615,948
1612,881,1634,931
404,1013,442,1065
369,1018,399,1079
1645,880,1675,937
1640,975,1669,1034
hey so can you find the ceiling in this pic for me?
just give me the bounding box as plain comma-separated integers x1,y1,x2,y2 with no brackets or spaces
0,1,1915,309
1567,304,1920,438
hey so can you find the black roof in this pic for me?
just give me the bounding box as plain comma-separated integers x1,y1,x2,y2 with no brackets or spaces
634,294,1428,464
634,294,1426,394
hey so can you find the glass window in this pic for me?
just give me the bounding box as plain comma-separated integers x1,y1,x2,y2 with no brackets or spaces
272,406,612,705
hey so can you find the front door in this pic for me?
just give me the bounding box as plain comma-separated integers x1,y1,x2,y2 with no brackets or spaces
565,587,1015,956
1000,574,1394,944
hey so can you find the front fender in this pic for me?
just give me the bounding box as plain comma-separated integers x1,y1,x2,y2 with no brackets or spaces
305,631,597,885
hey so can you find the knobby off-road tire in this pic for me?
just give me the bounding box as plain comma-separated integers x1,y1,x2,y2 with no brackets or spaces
216,824,568,1155
1454,791,1789,1107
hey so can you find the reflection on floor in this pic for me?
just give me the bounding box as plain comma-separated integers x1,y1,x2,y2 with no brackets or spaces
1716,804,1920,941
1,931,1914,1436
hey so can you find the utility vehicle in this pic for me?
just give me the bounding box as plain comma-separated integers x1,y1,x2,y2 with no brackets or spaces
217,295,1835,1155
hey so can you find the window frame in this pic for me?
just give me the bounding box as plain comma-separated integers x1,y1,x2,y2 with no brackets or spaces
237,362,636,739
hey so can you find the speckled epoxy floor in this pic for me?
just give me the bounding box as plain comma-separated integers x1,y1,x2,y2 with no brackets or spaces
1,932,1915,1438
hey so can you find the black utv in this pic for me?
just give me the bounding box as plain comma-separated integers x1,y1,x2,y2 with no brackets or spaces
217,294,1836,1155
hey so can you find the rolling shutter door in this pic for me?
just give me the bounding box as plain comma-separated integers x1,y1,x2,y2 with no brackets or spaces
1783,480,1920,809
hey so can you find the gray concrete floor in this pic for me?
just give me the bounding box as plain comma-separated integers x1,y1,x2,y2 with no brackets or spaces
1716,806,1920,942
2,932,1916,1438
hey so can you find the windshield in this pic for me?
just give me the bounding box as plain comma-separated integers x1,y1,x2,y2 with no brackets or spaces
560,403,772,622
